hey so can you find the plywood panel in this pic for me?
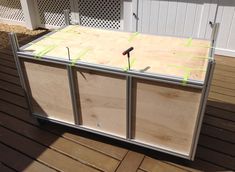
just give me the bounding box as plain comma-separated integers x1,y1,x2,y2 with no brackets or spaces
133,79,202,155
21,59,75,124
23,25,210,82
74,69,127,138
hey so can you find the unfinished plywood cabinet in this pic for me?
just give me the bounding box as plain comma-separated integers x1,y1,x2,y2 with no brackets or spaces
10,23,219,160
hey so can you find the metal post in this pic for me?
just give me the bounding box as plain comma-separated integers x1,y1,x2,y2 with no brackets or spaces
67,66,81,125
190,59,215,160
126,75,132,139
8,32,33,114
189,22,219,160
64,9,70,26
209,23,220,58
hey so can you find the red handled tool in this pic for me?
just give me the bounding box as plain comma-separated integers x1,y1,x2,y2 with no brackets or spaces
122,47,134,70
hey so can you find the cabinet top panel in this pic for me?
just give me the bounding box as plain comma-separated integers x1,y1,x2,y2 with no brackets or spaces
21,25,211,82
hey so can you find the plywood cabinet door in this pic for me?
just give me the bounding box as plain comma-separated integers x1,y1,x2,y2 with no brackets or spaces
21,59,75,124
133,79,202,155
74,69,127,138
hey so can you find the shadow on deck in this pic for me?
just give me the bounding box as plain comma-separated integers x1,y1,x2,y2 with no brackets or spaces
0,32,234,172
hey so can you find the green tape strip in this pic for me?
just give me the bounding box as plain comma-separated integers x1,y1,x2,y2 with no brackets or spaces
186,37,193,47
182,69,191,86
128,32,139,42
34,45,57,59
169,64,206,72
123,58,136,72
185,37,212,49
70,48,91,66
192,56,213,60
174,52,212,61
168,64,206,85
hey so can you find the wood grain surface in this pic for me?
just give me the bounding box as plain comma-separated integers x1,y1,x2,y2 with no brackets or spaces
23,25,210,81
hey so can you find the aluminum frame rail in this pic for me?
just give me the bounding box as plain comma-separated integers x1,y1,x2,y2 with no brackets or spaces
8,13,220,159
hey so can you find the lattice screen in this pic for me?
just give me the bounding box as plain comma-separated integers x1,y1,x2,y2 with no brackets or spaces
0,0,24,22
78,0,122,30
35,0,71,27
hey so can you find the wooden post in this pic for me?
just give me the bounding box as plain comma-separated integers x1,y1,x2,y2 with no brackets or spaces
20,0,38,30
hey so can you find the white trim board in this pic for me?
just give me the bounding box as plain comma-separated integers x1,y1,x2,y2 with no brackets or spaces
215,48,235,57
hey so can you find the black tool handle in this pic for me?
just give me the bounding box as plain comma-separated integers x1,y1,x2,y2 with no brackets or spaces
122,47,134,56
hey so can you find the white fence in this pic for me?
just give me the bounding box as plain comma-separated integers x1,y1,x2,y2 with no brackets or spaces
0,0,235,57
136,0,235,57
0,0,24,25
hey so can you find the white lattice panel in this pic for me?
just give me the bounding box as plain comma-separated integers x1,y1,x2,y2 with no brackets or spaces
35,0,71,27
78,0,122,30
0,0,24,21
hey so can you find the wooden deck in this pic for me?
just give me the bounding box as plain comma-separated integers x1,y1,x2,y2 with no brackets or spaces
0,33,235,172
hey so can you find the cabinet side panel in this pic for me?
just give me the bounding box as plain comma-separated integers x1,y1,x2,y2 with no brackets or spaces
75,69,127,138
133,79,202,155
21,59,75,124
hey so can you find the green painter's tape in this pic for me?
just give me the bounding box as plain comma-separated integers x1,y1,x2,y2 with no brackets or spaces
123,58,136,71
185,37,212,49
70,48,91,66
186,37,193,47
174,52,212,60
192,56,213,60
34,45,57,59
182,69,191,86
128,32,139,42
168,64,206,85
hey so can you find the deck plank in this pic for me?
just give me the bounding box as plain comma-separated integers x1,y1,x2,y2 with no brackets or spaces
201,124,235,143
214,68,235,79
210,85,235,98
0,72,20,85
0,143,56,172
0,58,16,69
203,114,235,132
0,65,18,76
0,162,15,172
0,89,27,108
0,80,24,96
205,106,235,122
116,151,144,172
0,111,120,172
44,124,128,161
140,157,188,172
0,99,128,162
0,126,99,172
198,134,235,156
209,91,235,104
215,55,235,67
196,146,235,170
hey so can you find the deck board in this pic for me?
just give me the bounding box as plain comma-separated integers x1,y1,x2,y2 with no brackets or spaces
0,32,235,172
116,151,144,172
0,143,56,172
0,112,120,172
